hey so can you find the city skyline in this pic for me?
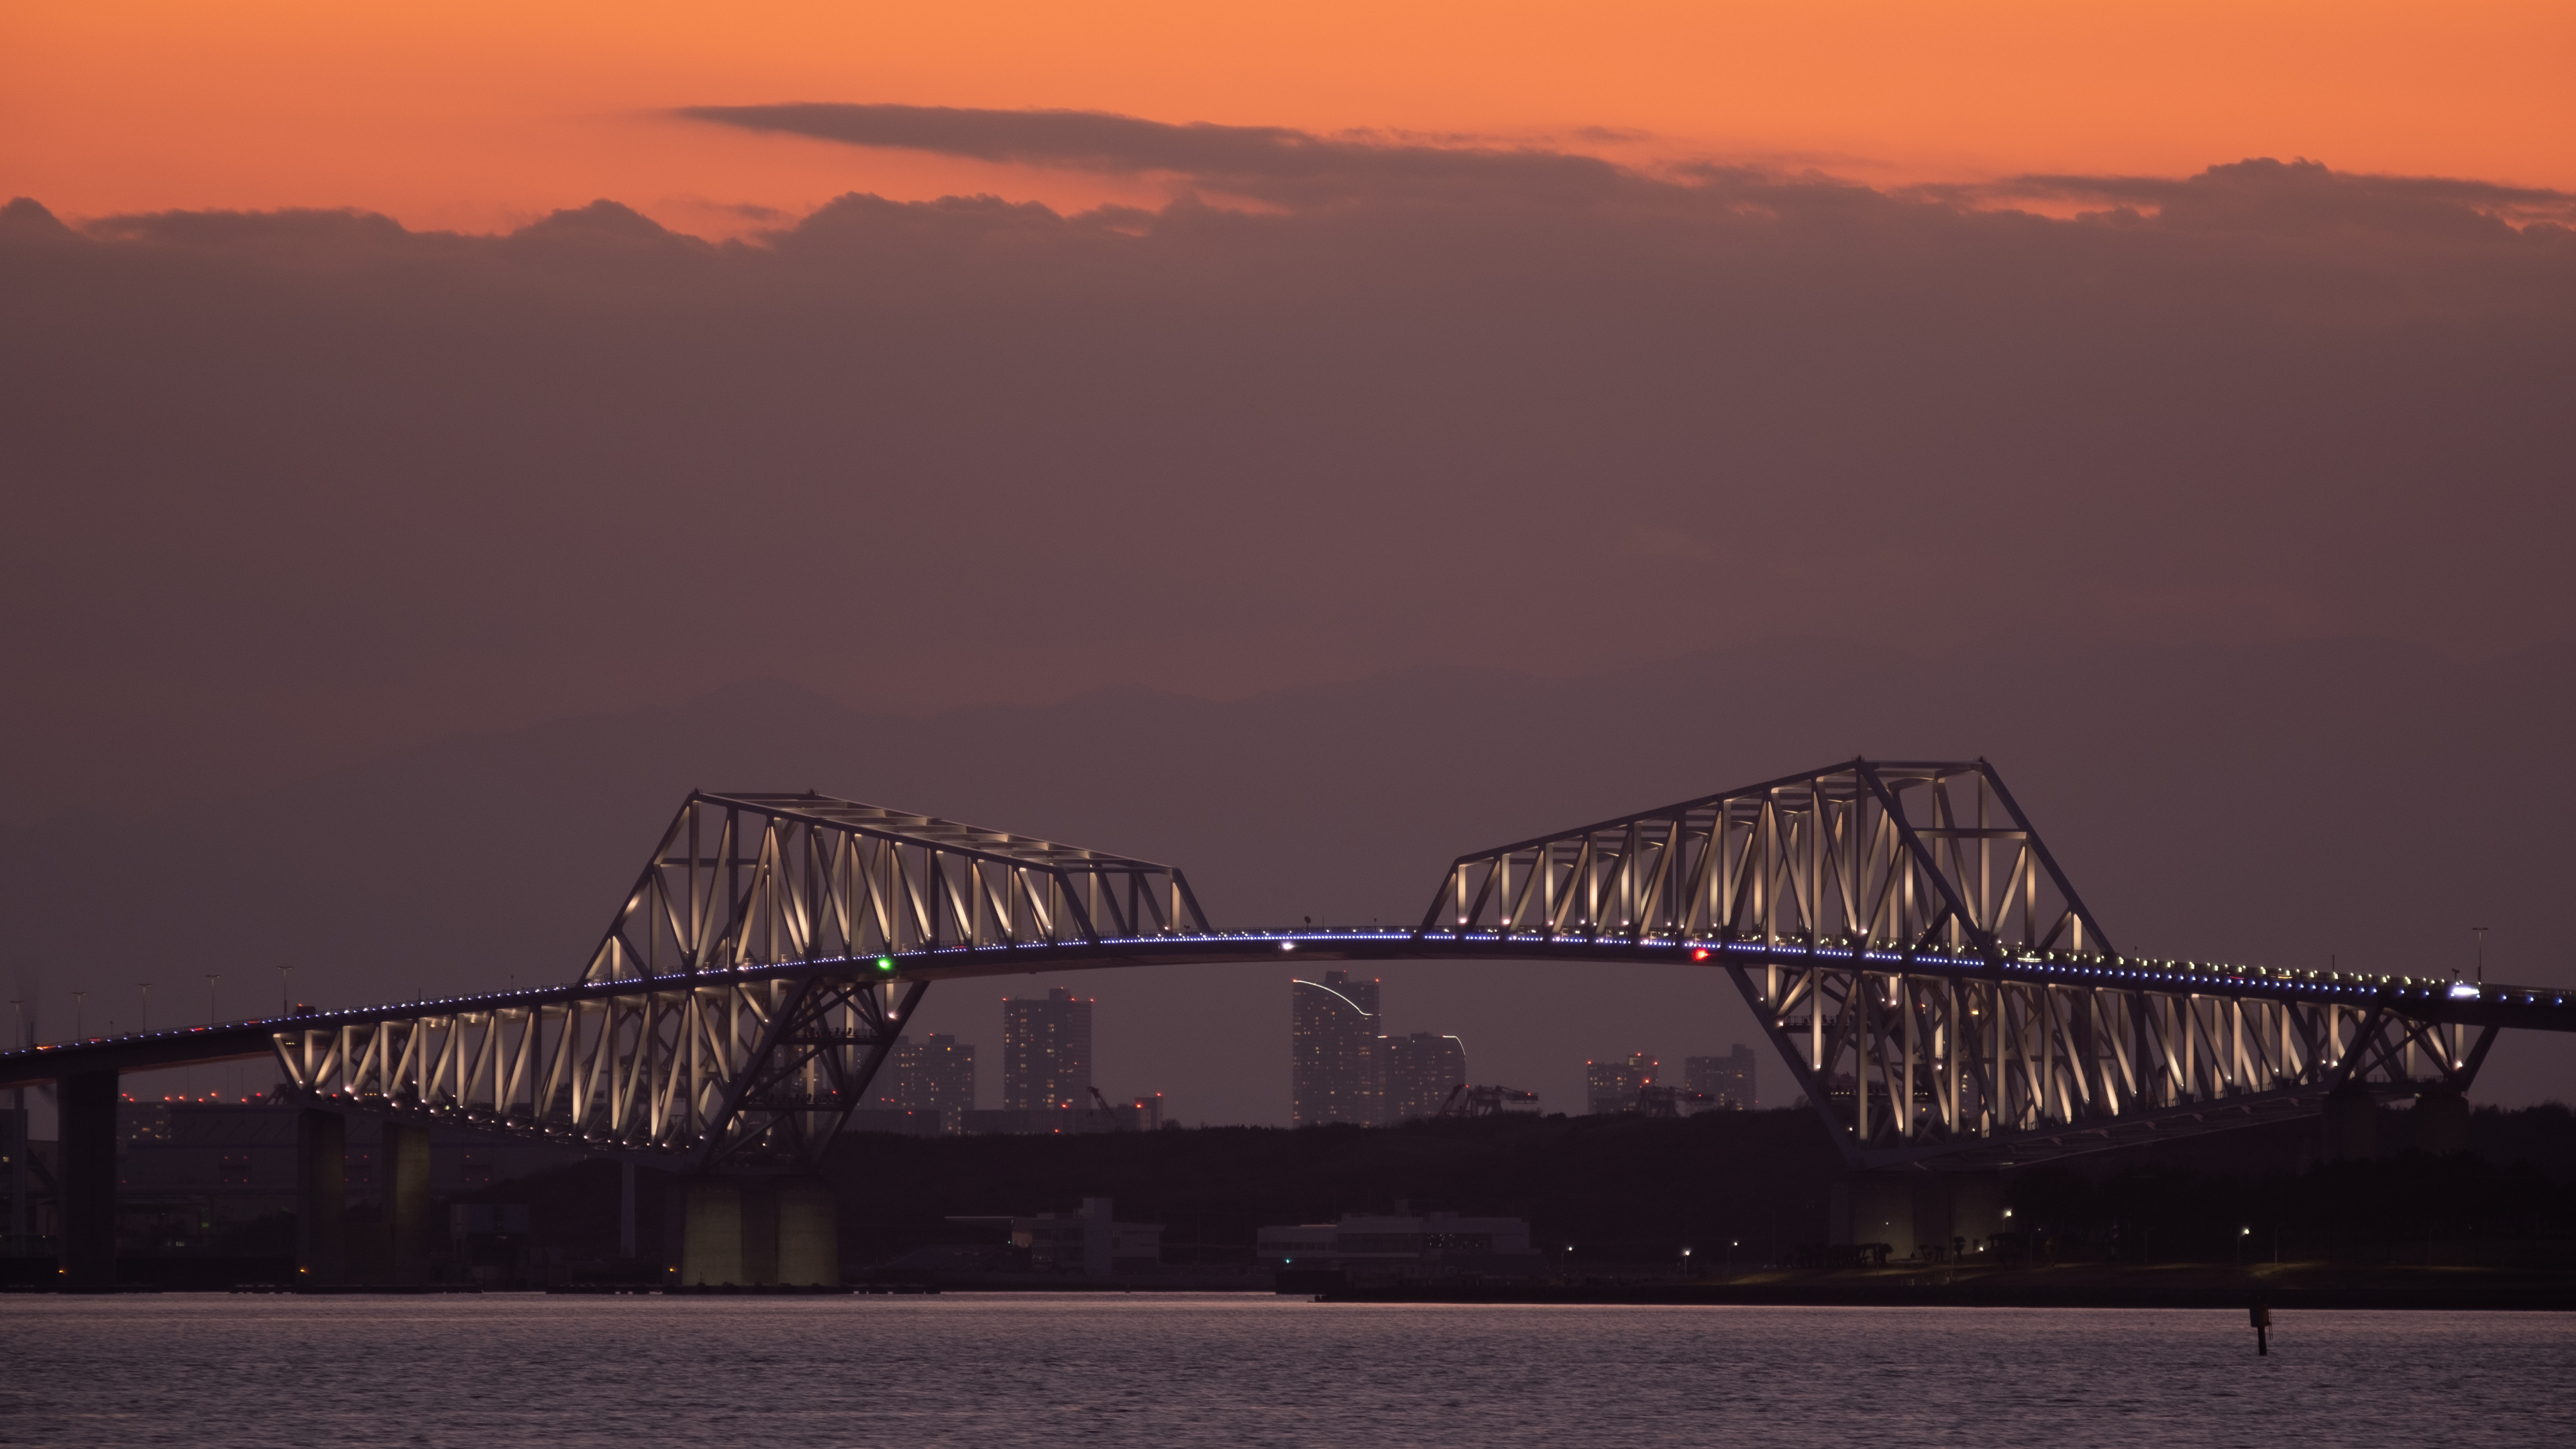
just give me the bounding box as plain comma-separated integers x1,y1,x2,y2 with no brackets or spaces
1291,975,1485,1126
1686,1047,1760,1112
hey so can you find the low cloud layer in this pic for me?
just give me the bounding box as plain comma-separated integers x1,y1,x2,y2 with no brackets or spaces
3,115,2572,818
680,103,1615,204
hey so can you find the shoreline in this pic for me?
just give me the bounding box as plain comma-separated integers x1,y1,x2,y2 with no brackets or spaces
1316,1265,2576,1310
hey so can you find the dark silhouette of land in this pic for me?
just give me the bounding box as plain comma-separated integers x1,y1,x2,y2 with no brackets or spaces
413,1102,2576,1294
14,1102,2573,1295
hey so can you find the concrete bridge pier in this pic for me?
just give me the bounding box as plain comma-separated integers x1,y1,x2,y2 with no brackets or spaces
383,1121,433,1285
297,1110,347,1285
681,1179,744,1285
2414,1085,2470,1155
775,1178,839,1285
59,1069,118,1292
680,1177,839,1286
1832,1170,2008,1263
2323,1084,2378,1161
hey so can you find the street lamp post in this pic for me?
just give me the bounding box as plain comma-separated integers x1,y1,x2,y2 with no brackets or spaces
205,974,221,1100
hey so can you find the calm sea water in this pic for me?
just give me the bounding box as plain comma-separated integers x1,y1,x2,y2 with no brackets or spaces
3,1294,2570,1447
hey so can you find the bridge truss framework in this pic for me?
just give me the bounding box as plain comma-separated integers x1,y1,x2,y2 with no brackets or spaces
1423,759,2516,1167
6,761,2567,1183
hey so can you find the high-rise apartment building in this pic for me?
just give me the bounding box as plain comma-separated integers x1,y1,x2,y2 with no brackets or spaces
1383,1032,1468,1122
1584,1052,1659,1114
1684,1044,1758,1110
1002,988,1093,1111
1291,972,1381,1125
896,1033,977,1128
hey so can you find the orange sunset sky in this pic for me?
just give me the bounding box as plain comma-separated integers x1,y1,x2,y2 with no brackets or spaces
7,1,2572,236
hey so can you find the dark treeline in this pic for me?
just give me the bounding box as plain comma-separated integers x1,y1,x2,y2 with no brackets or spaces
826,1110,1846,1268
2010,1155,2576,1266
2008,1108,2576,1267
451,1102,2576,1271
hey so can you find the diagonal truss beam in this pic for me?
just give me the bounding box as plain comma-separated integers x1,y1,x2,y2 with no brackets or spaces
269,973,930,1174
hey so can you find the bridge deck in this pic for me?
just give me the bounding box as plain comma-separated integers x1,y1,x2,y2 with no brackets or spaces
7,930,2571,1090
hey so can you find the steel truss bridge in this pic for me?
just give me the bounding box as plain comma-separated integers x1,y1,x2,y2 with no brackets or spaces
8,762,2572,1183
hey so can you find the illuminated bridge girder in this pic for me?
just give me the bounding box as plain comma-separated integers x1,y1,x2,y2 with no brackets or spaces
271,790,1209,1173
1424,758,2517,1168
269,972,925,1174
582,790,1210,984
1728,947,2493,1168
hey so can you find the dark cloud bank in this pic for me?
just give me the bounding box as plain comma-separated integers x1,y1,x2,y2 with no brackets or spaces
5,112,2573,1119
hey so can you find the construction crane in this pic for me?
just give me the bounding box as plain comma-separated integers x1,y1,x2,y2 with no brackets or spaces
1438,1083,1540,1118
1635,1084,1715,1119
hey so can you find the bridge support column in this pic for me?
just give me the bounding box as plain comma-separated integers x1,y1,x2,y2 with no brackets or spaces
2414,1085,2469,1156
384,1122,433,1285
2323,1085,2377,1162
740,1181,780,1285
619,1160,637,1260
775,1178,839,1287
6,1092,30,1254
1832,1171,2003,1263
297,1110,347,1286
681,1180,744,1285
59,1069,118,1292
1832,1173,1919,1260
1945,1173,2007,1260
678,1177,836,1286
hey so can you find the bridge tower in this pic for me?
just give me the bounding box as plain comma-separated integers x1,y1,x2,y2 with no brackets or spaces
265,789,1207,1286
1424,757,2516,1252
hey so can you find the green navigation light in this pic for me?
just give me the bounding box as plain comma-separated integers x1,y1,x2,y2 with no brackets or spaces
875,957,897,973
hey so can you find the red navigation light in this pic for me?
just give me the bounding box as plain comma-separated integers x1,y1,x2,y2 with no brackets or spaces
1691,949,1711,961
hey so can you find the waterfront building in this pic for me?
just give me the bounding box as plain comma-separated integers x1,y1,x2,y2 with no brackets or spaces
949,1197,1165,1276
1256,1208,1541,1277
1684,1044,1759,1110
1383,1032,1468,1122
1291,971,1382,1125
842,1108,945,1137
1002,988,1092,1112
1583,1052,1659,1114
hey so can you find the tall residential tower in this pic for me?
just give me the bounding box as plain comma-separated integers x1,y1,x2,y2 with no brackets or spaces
896,1033,978,1129
1002,988,1092,1111
1383,1032,1468,1122
1291,972,1381,1125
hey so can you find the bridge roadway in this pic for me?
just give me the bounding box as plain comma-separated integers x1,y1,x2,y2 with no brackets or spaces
8,929,2576,1095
